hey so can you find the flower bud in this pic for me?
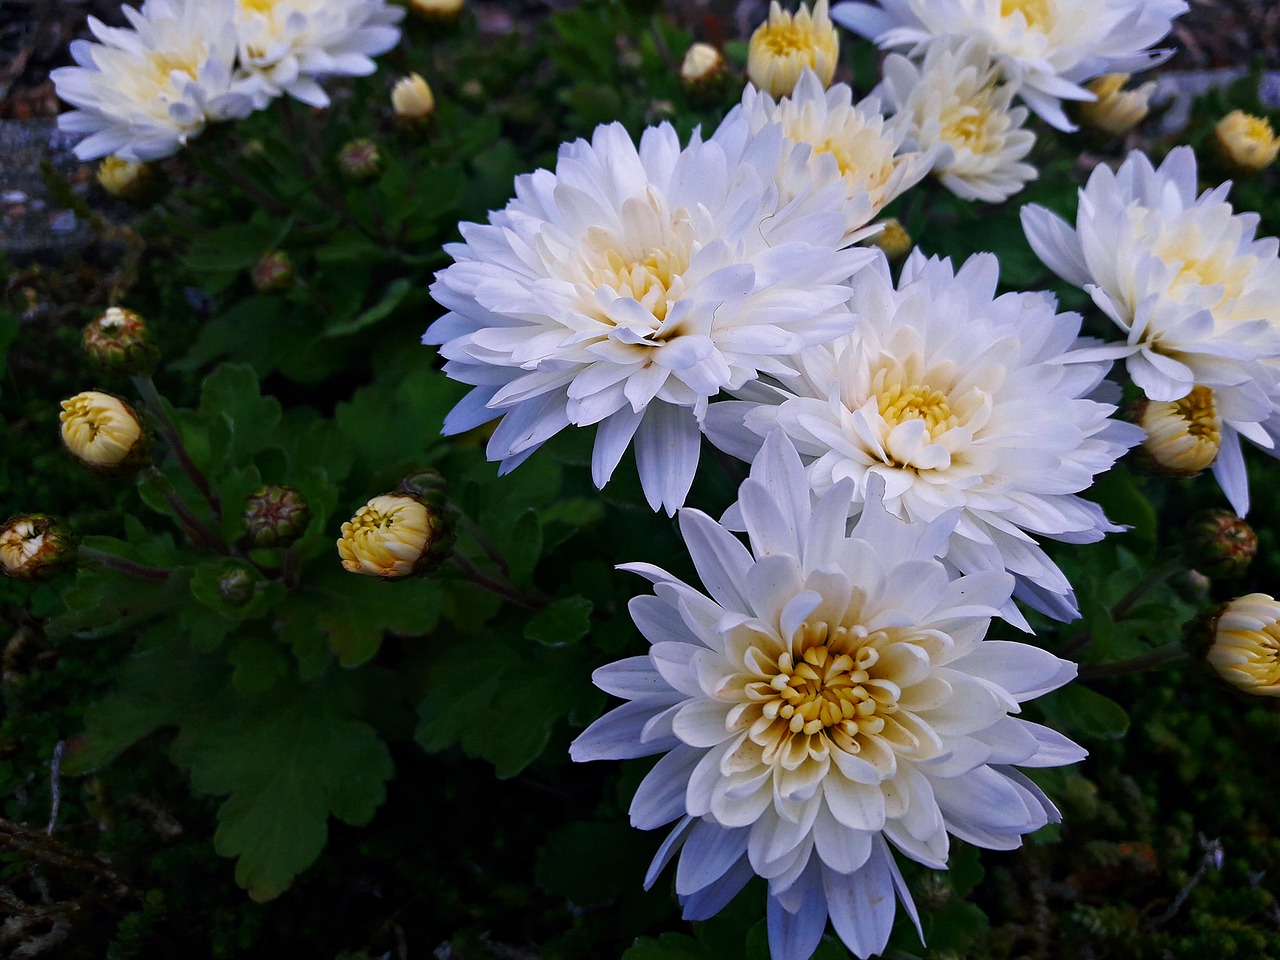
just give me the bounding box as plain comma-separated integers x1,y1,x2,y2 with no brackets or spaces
747,0,839,99
396,468,448,509
867,218,912,264
336,138,384,183
0,515,75,582
408,0,463,26
1077,73,1155,136
338,493,455,579
243,485,312,548
1206,594,1280,697
251,251,295,294
1132,386,1220,477
392,73,436,127
217,566,256,608
59,391,146,472
82,307,159,376
1214,110,1280,174
1186,510,1257,579
96,156,156,204
680,41,721,89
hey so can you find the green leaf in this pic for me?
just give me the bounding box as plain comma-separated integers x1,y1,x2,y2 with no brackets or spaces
190,559,272,622
1036,684,1130,740
534,821,652,906
172,682,393,901
524,596,593,647
228,635,290,694
323,277,413,338
505,509,542,588
194,363,283,473
622,933,714,960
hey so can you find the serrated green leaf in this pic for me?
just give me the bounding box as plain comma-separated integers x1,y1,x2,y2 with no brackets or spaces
172,682,393,901
323,277,412,338
524,596,592,647
190,560,271,622
1036,684,1130,740
196,364,283,472
228,634,289,694
534,821,651,906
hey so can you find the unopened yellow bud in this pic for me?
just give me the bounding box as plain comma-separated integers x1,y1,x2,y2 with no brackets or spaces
96,156,156,203
1134,386,1220,477
338,493,454,579
392,73,436,126
1078,73,1154,136
1207,594,1280,697
867,218,912,264
1215,110,1280,173
682,43,724,87
409,0,463,25
1,515,75,582
747,0,839,99
60,392,145,471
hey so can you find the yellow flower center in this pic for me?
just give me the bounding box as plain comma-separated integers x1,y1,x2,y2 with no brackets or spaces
759,22,812,58
239,0,279,13
939,94,1003,155
1229,621,1280,687
1001,0,1050,28
147,51,199,85
879,382,957,436
579,207,696,334
1174,386,1220,444
747,620,901,760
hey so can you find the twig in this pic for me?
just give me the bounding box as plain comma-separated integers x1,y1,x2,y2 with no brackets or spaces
77,546,171,583
45,742,63,837
449,554,547,610
1078,643,1189,680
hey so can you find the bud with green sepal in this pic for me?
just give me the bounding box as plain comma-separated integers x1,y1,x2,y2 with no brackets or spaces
59,391,149,473
336,139,384,183
243,485,312,549
251,251,295,294
337,493,455,579
0,515,76,582
217,566,257,608
1185,510,1257,579
82,307,159,376
396,468,448,509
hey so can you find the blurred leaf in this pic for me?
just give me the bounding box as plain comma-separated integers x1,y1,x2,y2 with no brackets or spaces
524,596,593,647
1037,684,1130,740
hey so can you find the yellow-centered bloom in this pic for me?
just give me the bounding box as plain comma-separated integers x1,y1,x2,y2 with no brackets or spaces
338,494,450,578
1078,73,1155,136
1207,593,1280,697
747,0,839,99
1215,110,1280,173
392,72,435,123
1136,386,1220,476
59,391,144,469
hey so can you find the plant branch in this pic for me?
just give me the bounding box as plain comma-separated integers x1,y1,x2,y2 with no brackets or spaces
132,375,221,515
78,546,172,582
1078,643,1189,680
449,553,547,610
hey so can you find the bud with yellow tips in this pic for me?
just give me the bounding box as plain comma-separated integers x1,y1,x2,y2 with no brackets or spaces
867,218,912,264
1132,386,1220,477
96,156,156,204
392,73,436,128
1206,594,1280,697
1214,110,1280,174
408,0,463,26
59,391,146,472
338,493,455,579
1077,73,1155,136
747,0,839,100
1,515,75,582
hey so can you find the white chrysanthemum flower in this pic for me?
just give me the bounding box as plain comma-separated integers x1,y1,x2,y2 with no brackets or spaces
233,0,404,108
1022,147,1280,516
712,69,934,243
425,122,876,515
704,252,1141,622
51,0,255,161
571,432,1083,960
880,38,1036,204
831,0,1188,131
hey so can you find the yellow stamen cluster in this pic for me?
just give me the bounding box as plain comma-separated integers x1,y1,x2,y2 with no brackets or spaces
1215,110,1280,173
59,391,144,469
1137,386,1221,476
581,215,694,330
747,0,839,99
1000,0,1050,28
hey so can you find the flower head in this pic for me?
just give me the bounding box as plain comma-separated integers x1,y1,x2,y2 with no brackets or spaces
1215,110,1280,174
1185,509,1256,579
705,251,1141,622
1,515,76,582
748,0,840,99
868,217,911,263
1022,147,1280,516
1077,73,1154,135
680,42,726,98
338,493,453,578
59,391,146,470
833,0,1188,131
233,0,404,109
96,156,156,203
1207,594,1280,697
713,69,934,242
244,485,311,548
392,72,435,125
52,0,255,161
425,121,874,515
571,433,1083,960
82,307,159,376
1133,387,1221,477
337,137,384,181
880,37,1036,204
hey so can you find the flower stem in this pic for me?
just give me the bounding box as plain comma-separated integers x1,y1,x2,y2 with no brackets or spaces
131,375,221,516
449,553,547,610
142,468,230,556
1111,556,1184,621
453,512,509,578
1078,643,1188,680
78,546,171,582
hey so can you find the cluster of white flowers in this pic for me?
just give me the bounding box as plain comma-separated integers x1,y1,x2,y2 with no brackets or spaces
426,12,1168,947
52,0,403,161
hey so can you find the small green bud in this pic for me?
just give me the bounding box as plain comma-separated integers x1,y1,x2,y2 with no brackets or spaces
396,468,448,509
251,251,295,294
336,139,384,183
217,566,257,608
1,515,76,582
243,485,311,548
82,307,159,376
1185,510,1257,579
